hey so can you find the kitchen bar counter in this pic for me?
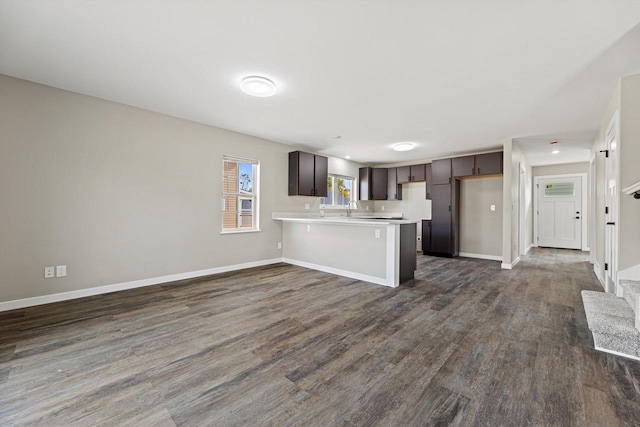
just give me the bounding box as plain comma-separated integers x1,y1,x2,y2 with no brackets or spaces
273,213,417,287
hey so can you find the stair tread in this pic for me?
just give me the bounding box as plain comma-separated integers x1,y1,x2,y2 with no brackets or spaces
592,330,640,360
581,290,636,336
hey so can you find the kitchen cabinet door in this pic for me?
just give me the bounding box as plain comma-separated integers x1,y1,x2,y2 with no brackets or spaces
410,164,426,182
425,163,433,199
431,159,452,185
475,152,503,175
387,168,401,200
372,168,388,200
289,151,329,196
313,154,328,197
452,155,475,177
397,166,411,183
431,184,452,254
359,167,372,200
422,220,432,254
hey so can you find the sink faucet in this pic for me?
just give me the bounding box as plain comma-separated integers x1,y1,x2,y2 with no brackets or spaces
346,200,359,217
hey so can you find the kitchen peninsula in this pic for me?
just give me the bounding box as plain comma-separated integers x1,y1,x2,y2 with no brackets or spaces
273,213,418,287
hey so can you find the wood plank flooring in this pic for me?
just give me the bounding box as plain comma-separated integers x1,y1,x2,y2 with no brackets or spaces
2,248,640,425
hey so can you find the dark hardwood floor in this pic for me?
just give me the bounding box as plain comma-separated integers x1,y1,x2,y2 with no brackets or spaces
2,248,640,426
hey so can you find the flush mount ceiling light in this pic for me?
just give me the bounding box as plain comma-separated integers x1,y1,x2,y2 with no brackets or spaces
552,150,560,154
392,142,416,152
240,76,277,97
345,155,351,159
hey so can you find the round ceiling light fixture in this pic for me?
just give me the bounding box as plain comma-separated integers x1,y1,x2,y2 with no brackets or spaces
392,142,416,152
345,155,351,159
240,76,277,97
552,150,560,154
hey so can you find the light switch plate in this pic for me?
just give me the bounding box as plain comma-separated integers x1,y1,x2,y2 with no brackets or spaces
375,229,381,239
491,205,496,211
56,265,67,277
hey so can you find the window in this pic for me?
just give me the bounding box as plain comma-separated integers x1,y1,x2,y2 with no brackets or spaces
544,182,574,197
320,174,354,208
222,156,259,232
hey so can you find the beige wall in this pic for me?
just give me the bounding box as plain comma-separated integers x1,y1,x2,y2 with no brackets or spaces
532,162,589,177
459,177,503,257
618,75,640,271
502,139,533,266
0,74,366,303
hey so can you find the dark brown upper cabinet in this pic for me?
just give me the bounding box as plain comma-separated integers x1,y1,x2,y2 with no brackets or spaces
288,151,328,197
431,158,452,185
387,167,402,200
425,163,432,199
452,156,475,178
359,167,388,200
397,164,426,183
475,152,503,176
451,152,503,178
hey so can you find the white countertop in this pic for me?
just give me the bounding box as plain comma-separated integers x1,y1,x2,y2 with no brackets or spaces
272,212,418,226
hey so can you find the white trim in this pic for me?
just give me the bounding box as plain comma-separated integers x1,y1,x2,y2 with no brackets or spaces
533,173,588,251
501,256,520,270
0,258,283,312
594,261,605,288
525,244,533,254
593,345,640,362
459,252,502,262
282,258,395,288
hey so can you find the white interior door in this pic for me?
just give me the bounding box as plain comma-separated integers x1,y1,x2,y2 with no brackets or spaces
538,177,582,249
605,115,619,294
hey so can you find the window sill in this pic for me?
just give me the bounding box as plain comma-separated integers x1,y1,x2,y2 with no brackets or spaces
220,229,262,235
320,206,352,210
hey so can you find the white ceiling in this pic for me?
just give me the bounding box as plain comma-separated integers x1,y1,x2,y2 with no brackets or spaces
1,1,640,166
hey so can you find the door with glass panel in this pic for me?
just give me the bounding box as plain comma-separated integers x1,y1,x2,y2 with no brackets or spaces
538,177,582,249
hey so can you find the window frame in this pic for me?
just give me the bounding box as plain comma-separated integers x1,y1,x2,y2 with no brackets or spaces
221,155,260,234
320,174,356,209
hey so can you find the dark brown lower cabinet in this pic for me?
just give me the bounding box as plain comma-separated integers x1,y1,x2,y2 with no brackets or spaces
399,223,417,282
421,220,432,255
427,182,459,257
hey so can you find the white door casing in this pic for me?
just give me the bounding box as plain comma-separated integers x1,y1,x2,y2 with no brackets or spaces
537,177,582,249
605,112,619,295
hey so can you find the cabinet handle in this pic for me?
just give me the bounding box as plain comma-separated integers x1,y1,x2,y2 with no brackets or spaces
449,177,451,184
471,167,474,175
478,167,481,174
448,205,451,212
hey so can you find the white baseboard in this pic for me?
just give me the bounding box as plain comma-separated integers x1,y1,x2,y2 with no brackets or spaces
458,252,502,262
594,261,605,288
525,244,533,255
282,258,395,288
501,257,520,270
0,258,284,312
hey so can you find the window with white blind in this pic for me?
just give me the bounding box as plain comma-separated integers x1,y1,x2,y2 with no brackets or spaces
222,156,259,233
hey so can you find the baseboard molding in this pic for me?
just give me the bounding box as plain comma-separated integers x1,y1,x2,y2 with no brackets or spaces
0,258,284,312
525,244,533,255
501,257,520,270
594,344,640,362
594,262,605,288
282,258,395,288
458,252,502,262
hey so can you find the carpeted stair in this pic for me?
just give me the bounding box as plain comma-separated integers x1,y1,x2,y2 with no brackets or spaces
582,279,640,361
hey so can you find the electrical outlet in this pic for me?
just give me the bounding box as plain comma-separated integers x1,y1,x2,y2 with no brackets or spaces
375,229,381,239
44,267,55,279
277,242,282,249
490,204,496,211
366,206,369,210
56,265,67,277
304,203,310,210
381,206,385,211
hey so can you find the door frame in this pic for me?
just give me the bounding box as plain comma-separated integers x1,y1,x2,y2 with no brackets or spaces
519,165,527,256
589,154,596,264
605,111,620,295
533,173,588,251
